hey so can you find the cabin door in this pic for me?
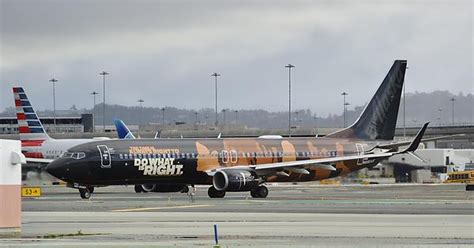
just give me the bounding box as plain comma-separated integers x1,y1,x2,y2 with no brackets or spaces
97,145,111,168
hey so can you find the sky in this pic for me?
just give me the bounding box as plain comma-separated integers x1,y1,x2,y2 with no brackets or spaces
1,0,472,117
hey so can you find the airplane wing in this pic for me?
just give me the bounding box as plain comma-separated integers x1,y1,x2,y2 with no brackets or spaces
206,152,394,176
206,122,428,177
26,157,54,164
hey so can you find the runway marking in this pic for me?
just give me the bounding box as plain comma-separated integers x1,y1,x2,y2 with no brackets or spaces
112,204,213,212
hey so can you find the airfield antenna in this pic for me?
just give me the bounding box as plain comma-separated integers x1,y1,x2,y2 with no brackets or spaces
90,91,99,132
285,64,295,137
211,73,221,127
49,78,59,132
100,71,109,131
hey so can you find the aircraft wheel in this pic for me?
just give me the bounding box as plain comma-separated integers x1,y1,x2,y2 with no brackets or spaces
134,185,143,193
208,186,225,198
251,185,268,198
79,188,91,199
180,186,189,193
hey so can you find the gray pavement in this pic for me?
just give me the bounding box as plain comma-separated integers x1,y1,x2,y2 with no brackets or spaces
1,184,473,247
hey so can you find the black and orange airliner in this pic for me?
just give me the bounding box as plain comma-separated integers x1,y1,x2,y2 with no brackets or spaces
47,60,429,199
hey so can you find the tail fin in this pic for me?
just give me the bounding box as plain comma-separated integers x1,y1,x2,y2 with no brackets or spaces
12,87,52,141
114,119,136,139
326,60,407,140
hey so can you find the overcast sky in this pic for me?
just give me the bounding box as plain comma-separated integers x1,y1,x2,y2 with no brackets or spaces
1,0,472,117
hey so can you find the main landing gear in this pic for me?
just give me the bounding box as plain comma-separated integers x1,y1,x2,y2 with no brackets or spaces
207,185,269,199
250,185,268,198
208,186,226,198
78,186,94,199
134,184,149,193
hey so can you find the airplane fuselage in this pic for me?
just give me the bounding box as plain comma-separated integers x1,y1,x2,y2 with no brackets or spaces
47,137,382,186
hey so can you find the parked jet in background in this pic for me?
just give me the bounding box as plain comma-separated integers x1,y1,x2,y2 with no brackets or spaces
47,60,432,199
13,87,109,164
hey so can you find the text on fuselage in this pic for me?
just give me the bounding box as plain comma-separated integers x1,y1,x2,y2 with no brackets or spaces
134,158,183,176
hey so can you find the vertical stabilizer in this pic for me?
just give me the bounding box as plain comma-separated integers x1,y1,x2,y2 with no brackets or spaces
13,87,52,142
114,119,136,139
326,60,407,140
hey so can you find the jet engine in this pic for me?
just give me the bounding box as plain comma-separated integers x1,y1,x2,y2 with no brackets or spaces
212,169,259,192
140,184,187,192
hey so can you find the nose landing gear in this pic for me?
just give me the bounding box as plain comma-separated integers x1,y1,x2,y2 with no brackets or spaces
78,186,94,199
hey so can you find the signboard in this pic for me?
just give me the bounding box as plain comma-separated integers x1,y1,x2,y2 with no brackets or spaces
21,187,41,197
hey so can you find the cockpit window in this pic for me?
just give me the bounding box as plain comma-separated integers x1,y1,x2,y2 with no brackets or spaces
62,152,86,160
62,152,74,158
75,152,86,159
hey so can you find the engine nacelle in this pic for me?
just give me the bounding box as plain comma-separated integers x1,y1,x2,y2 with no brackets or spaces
213,169,259,192
141,184,187,192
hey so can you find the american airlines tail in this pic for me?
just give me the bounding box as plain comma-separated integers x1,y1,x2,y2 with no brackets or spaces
13,87,52,143
13,87,56,159
326,60,407,140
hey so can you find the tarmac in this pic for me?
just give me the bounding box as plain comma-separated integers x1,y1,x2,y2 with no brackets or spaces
1,183,473,247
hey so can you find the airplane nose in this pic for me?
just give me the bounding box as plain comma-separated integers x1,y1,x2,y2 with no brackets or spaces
46,159,67,179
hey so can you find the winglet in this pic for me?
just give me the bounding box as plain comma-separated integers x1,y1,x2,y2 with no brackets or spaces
401,122,429,153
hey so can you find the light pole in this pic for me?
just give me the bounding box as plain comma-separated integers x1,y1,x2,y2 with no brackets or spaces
234,110,238,125
295,111,299,128
285,64,295,137
211,73,221,127
90,91,99,132
138,99,144,127
222,109,227,127
438,108,443,127
49,78,58,132
403,66,409,139
451,97,456,125
100,71,109,131
161,107,165,126
344,102,350,127
194,111,198,125
341,92,348,127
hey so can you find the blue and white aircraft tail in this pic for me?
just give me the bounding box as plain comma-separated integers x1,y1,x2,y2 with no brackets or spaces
114,119,136,139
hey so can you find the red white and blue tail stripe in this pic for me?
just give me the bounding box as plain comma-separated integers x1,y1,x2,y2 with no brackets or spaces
13,87,51,150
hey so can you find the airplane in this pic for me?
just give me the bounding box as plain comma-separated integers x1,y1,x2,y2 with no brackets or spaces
47,60,431,200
